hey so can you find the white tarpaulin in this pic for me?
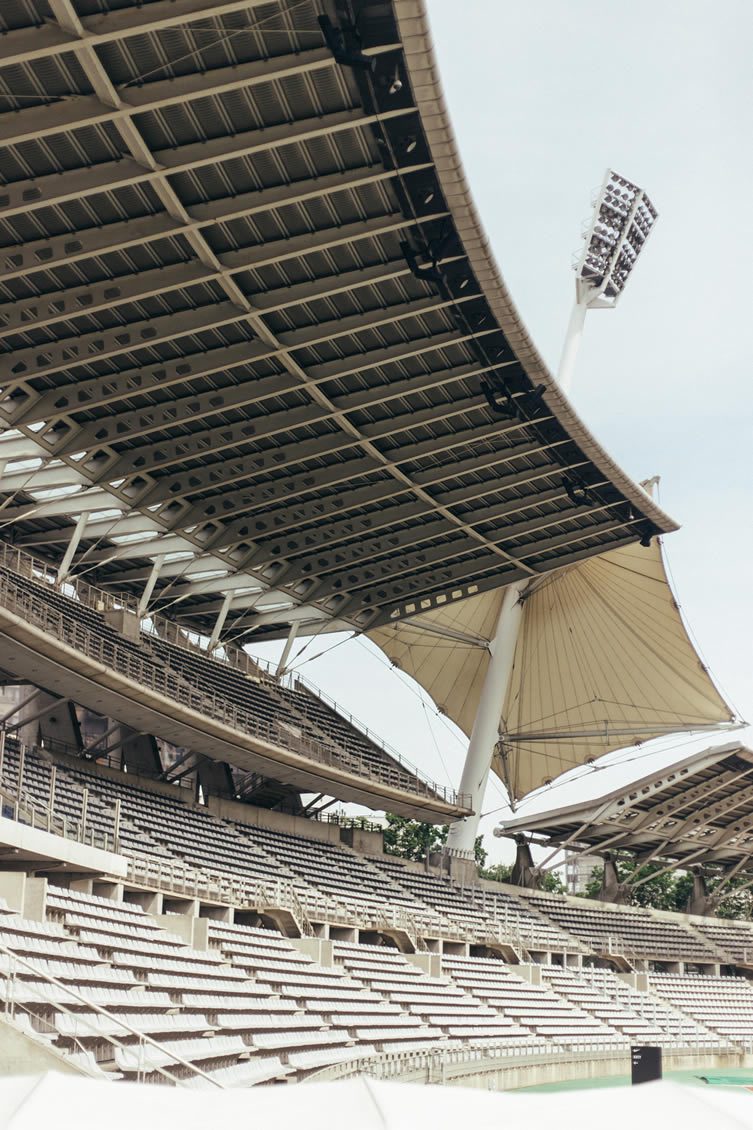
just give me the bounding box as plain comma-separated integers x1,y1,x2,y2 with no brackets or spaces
0,1073,751,1130
369,538,735,800
1,1071,750,1125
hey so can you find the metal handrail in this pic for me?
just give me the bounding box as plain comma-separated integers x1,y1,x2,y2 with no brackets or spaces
125,854,314,938
303,1036,730,1083
0,541,466,808
0,774,115,853
0,941,223,1087
0,565,462,807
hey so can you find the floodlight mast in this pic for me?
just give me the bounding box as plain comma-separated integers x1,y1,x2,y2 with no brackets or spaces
557,169,658,395
444,170,658,861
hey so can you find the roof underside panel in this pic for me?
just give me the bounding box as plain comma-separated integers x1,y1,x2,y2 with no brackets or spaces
0,0,676,642
498,744,753,874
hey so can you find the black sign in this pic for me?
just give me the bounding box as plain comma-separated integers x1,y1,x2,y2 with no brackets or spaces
631,1045,662,1085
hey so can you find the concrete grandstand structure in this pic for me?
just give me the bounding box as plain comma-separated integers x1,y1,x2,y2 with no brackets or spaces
0,742,751,1086
0,0,747,1095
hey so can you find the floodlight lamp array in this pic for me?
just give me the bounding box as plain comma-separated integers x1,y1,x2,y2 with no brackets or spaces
574,170,658,307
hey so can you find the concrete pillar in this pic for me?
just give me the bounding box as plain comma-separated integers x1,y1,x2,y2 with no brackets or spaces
599,855,627,904
0,871,26,913
190,917,210,951
153,911,197,945
511,837,538,888
22,877,47,922
686,872,713,916
406,952,441,978
291,937,334,966
199,903,234,923
69,878,94,896
516,963,542,986
92,880,123,901
123,888,162,915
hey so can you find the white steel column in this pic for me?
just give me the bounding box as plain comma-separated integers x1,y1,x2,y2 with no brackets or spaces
276,622,300,677
445,580,527,856
57,512,89,584
208,592,233,652
556,298,588,396
137,554,165,618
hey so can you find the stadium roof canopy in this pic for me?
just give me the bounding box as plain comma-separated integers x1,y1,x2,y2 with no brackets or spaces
497,743,753,875
0,0,676,646
370,535,738,800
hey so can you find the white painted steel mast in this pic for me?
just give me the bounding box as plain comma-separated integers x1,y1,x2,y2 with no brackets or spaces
445,169,658,858
557,170,659,394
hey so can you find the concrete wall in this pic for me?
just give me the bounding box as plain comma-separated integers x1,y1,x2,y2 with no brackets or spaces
345,1049,753,1092
0,1018,82,1077
208,793,344,846
0,814,127,879
339,825,384,856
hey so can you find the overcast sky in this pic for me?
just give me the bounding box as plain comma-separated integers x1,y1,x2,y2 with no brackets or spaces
250,0,753,861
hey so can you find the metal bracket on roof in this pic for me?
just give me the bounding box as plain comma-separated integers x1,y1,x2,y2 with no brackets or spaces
481,373,547,422
317,15,375,71
480,376,518,419
562,474,594,506
400,239,443,284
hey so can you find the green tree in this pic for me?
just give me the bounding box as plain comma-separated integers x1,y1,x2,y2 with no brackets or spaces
584,860,678,909
541,870,566,894
383,815,486,866
479,862,513,883
583,860,752,919
478,862,565,892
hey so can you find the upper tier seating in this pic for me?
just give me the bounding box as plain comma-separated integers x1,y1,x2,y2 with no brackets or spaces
521,890,719,964
371,856,578,952
0,561,435,801
3,744,748,967
694,919,753,963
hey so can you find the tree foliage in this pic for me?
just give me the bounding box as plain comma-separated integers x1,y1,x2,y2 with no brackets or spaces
383,814,487,866
583,860,753,919
478,862,513,883
479,862,565,894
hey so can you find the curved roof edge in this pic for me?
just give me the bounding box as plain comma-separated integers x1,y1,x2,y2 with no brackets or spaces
394,0,678,537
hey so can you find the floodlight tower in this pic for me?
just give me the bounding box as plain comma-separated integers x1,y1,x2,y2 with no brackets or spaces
445,170,658,863
557,169,658,394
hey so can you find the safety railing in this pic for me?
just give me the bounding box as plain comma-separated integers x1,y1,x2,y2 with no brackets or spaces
0,942,224,1087
0,540,467,809
312,811,383,833
303,1036,731,1084
0,769,117,855
125,854,314,936
0,564,463,808
282,671,440,797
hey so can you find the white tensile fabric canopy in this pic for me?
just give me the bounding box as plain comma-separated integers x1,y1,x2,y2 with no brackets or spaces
0,1073,750,1130
369,538,735,802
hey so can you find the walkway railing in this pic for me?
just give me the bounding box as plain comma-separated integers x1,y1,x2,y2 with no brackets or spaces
0,540,467,809
0,558,463,807
0,773,116,854
304,1037,731,1083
